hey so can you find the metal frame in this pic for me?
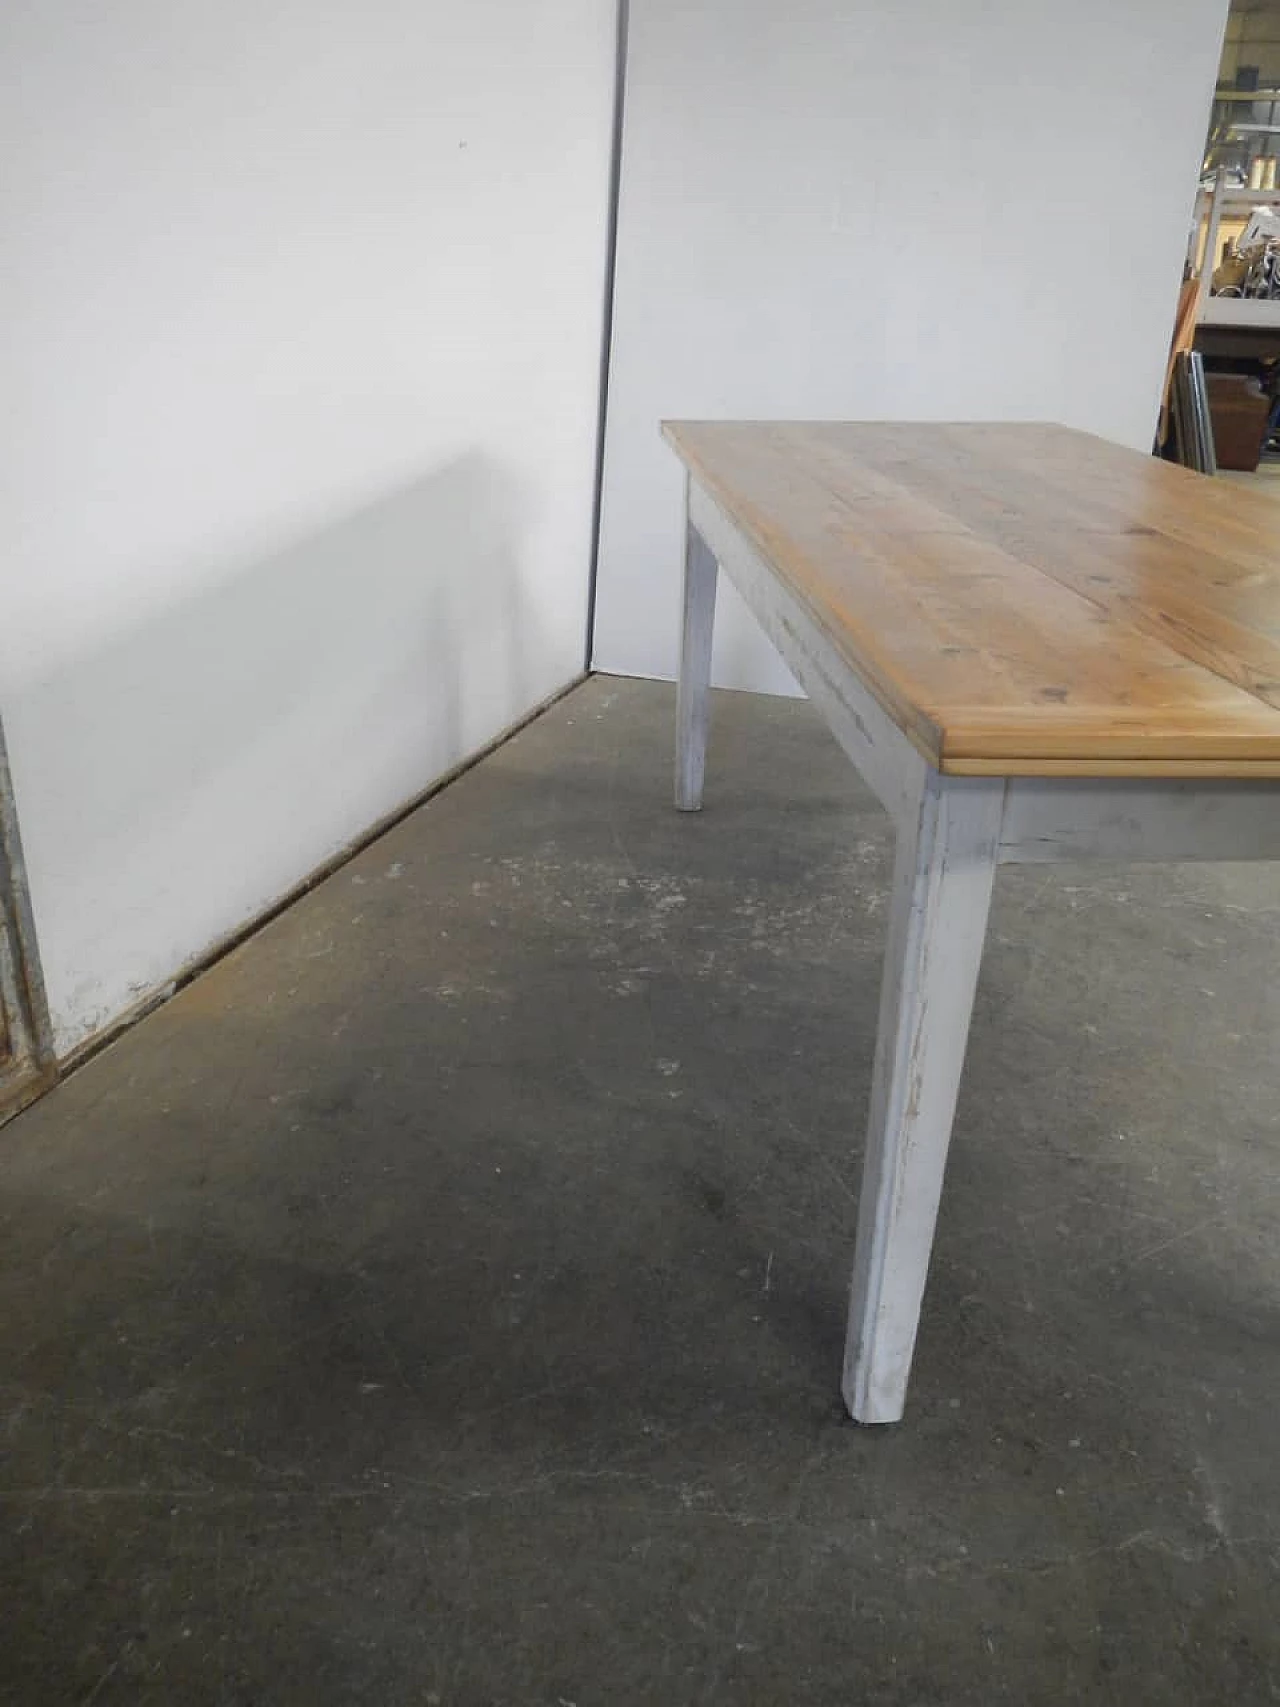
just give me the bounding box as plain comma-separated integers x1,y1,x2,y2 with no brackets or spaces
675,478,1280,1424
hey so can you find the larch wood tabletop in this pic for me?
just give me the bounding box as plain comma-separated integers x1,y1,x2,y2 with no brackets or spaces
662,420,1280,778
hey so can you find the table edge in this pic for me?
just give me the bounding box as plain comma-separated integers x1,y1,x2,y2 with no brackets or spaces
664,422,1280,782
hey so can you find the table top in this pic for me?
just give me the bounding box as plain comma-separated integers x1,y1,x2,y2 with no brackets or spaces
664,420,1280,778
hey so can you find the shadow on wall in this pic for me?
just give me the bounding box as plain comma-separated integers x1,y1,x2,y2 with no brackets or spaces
8,452,561,1053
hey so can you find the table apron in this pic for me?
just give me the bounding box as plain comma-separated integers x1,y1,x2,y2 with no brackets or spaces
1000,778,1280,863
688,482,928,831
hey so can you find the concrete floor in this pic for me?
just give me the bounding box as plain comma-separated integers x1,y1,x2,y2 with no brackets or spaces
2,674,1278,1705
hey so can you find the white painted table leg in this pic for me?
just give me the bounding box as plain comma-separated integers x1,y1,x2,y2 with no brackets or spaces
674,506,719,812
843,773,1005,1424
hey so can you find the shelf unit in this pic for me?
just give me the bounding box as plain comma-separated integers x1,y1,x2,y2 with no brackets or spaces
1195,170,1280,328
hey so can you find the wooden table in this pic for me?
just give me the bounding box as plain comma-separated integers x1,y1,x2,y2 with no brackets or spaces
664,421,1280,1425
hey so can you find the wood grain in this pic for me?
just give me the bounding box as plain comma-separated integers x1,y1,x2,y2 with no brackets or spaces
663,421,1280,777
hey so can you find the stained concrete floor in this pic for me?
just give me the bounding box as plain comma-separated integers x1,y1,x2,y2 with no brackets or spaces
2,674,1278,1705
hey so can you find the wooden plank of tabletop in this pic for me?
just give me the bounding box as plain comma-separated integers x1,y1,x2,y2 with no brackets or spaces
819,424,1280,699
663,421,1280,778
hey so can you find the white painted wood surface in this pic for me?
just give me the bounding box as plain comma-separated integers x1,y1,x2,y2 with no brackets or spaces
688,487,928,829
674,468,1280,1426
1000,778,1280,863
674,506,719,811
842,773,1004,1425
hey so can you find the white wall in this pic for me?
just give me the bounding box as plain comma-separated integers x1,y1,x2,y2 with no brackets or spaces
1,0,615,1055
594,0,1229,693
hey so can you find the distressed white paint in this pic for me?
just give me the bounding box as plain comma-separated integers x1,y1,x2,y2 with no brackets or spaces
687,490,927,827
1,0,615,1053
674,505,719,811
843,773,1005,1425
677,468,1280,1423
1000,779,1280,863
595,0,1229,689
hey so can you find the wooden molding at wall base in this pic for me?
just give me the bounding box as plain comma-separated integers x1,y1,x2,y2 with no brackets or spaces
12,672,591,1115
